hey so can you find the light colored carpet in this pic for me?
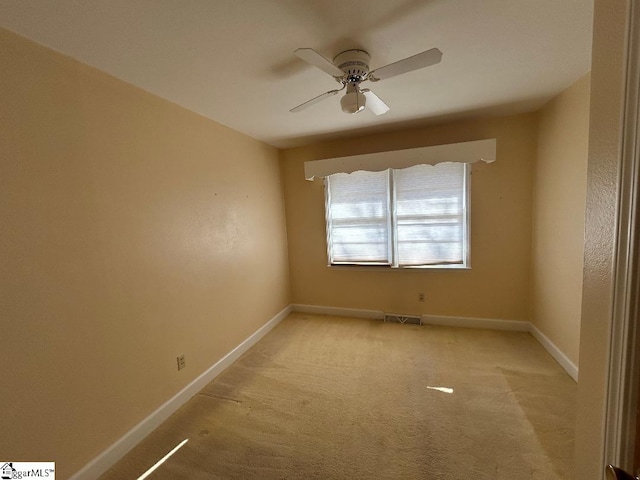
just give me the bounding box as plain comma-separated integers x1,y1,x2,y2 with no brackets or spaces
99,313,576,479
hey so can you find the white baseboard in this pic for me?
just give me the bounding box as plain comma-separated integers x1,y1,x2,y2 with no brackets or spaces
422,314,530,331
292,304,384,320
529,324,579,381
69,305,292,480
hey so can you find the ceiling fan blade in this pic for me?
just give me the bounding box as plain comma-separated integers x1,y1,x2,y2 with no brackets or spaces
294,48,344,77
290,89,341,113
368,47,443,82
361,89,390,115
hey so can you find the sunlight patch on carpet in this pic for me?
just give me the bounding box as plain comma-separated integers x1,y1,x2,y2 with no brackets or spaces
137,438,189,480
427,386,454,394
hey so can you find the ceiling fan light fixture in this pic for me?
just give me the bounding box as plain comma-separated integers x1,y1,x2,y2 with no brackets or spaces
340,90,366,114
290,46,442,115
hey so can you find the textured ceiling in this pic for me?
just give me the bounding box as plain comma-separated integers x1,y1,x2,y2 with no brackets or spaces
0,0,594,148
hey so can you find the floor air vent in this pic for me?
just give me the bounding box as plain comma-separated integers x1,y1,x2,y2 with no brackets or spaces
384,313,422,326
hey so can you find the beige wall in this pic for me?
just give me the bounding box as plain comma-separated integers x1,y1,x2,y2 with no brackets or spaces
531,74,591,367
576,0,630,478
0,28,290,479
281,114,537,321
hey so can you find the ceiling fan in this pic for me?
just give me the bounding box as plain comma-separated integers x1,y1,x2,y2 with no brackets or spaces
290,47,443,115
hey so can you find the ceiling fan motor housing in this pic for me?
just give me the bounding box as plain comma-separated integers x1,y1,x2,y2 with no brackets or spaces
333,49,371,83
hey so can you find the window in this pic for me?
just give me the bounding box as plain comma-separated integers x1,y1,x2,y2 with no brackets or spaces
324,162,469,268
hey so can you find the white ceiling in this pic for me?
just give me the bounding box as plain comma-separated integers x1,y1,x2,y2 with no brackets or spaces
0,0,594,148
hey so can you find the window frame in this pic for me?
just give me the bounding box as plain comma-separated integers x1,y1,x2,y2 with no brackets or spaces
324,163,471,270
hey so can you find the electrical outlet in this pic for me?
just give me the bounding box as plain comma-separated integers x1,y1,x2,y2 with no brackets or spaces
177,354,186,371
418,293,425,302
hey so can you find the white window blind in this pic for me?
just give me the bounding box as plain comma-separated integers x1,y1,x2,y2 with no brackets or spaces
325,170,391,264
394,163,466,266
325,163,469,268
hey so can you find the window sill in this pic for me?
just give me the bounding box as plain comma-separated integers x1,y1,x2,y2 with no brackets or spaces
327,264,471,272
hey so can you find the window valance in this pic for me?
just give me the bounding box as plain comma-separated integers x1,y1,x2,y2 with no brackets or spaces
304,138,496,180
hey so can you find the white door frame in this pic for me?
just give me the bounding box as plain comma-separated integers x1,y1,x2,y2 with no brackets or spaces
604,0,640,475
